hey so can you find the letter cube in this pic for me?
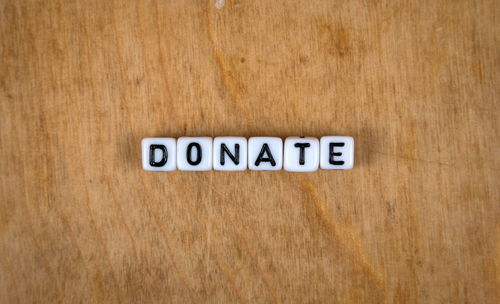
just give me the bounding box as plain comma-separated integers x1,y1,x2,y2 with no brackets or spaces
248,137,283,170
283,137,319,172
319,136,354,170
213,137,248,171
142,137,177,171
177,137,213,171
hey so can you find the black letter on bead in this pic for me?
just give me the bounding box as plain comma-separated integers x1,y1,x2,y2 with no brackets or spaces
255,144,276,166
220,143,239,166
294,143,311,165
329,142,345,165
187,143,202,165
149,145,168,167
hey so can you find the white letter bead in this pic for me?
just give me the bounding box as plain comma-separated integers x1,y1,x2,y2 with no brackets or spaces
213,137,248,171
177,137,213,171
284,137,319,172
142,138,177,171
320,136,354,170
248,137,283,170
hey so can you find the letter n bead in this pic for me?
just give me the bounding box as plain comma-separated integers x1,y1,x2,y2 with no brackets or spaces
141,138,177,171
213,137,248,171
177,137,213,171
319,136,354,170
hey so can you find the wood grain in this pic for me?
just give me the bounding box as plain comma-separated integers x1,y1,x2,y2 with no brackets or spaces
0,0,498,303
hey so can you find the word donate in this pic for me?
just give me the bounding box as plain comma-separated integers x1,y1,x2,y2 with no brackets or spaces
142,136,354,172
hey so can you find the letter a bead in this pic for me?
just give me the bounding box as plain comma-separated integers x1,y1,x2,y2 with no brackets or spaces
248,137,283,170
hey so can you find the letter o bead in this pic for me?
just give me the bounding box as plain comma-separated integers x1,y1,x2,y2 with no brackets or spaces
177,137,213,171
141,137,177,171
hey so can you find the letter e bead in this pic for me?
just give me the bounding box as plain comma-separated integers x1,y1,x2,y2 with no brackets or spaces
319,136,354,170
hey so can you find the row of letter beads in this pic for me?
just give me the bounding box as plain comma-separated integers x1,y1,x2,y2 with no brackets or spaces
142,136,354,172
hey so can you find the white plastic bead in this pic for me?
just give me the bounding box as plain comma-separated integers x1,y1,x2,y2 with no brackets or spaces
283,137,319,172
248,137,283,171
213,137,248,171
319,136,354,170
142,138,177,171
177,137,213,171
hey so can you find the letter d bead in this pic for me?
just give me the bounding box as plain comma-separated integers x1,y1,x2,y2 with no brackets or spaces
141,138,177,171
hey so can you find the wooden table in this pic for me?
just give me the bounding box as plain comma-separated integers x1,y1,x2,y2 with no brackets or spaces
0,1,498,303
